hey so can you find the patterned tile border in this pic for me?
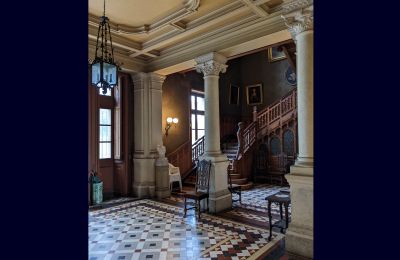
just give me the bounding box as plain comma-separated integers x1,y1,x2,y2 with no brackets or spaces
89,199,285,260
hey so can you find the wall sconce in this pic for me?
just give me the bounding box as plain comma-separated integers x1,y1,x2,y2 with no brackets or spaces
165,117,178,136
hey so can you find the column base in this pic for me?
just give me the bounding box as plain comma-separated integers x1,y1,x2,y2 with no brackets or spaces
208,189,232,213
132,183,155,198
295,156,314,168
133,158,156,198
155,158,171,200
285,165,314,259
200,153,232,213
285,226,313,259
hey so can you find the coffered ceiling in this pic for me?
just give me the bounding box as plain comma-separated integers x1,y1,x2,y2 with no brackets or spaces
88,0,294,75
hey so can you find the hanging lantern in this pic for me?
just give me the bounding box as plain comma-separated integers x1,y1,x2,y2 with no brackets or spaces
91,0,118,94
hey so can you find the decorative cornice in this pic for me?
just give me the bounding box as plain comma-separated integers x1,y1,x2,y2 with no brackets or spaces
149,14,286,72
184,0,200,12
195,52,228,76
281,0,313,38
282,0,312,13
88,0,292,73
88,0,200,36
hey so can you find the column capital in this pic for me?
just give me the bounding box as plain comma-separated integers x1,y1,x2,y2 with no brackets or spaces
131,72,166,90
281,0,313,39
148,72,167,84
195,52,228,76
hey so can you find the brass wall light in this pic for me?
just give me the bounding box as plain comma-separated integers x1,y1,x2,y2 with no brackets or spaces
165,117,179,136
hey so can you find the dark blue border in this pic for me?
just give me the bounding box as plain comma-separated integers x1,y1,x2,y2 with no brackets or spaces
1,1,88,259
315,1,399,259
1,0,399,259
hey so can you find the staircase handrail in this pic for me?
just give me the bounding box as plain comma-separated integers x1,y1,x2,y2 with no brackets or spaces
238,88,297,159
192,136,205,162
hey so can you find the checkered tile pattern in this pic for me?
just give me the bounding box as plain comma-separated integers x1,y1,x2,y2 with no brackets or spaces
163,185,291,227
239,185,286,213
89,199,284,260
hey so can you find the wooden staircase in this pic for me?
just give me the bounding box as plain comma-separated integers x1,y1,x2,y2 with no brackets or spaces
167,88,297,190
232,88,297,185
222,142,253,190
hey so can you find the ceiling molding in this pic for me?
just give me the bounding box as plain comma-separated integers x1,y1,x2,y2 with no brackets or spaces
154,29,291,75
89,45,146,73
148,13,288,72
88,0,200,36
88,0,294,74
88,25,142,52
240,0,269,17
142,1,248,52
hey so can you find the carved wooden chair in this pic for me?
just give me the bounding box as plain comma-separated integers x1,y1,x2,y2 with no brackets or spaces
227,168,242,204
268,153,289,186
183,160,212,218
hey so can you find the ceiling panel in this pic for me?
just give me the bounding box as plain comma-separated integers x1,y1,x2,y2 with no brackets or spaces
89,0,183,27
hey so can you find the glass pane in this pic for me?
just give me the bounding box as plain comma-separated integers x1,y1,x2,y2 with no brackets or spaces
197,115,205,129
99,109,111,124
197,130,205,139
192,130,196,144
191,96,195,110
103,62,117,85
91,62,100,85
191,114,195,129
99,126,111,141
99,142,111,159
196,97,205,111
99,87,111,96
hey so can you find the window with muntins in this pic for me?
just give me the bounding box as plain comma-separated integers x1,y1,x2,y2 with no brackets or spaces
99,108,112,159
191,91,205,144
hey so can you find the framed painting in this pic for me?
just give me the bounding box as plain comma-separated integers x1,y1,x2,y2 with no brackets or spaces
246,84,263,105
268,46,286,62
229,84,239,105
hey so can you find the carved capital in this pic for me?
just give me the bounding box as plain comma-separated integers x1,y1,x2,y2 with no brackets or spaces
195,52,228,76
281,0,313,38
195,61,228,76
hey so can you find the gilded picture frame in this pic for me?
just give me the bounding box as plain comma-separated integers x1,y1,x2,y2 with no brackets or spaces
246,84,263,105
268,46,286,62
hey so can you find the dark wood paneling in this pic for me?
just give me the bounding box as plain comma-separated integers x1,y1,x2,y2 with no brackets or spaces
88,72,134,203
167,140,192,175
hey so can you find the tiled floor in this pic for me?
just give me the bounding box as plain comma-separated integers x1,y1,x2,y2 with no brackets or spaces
164,185,291,229
89,185,289,260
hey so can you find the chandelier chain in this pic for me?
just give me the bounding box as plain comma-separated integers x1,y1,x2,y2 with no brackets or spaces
91,0,118,94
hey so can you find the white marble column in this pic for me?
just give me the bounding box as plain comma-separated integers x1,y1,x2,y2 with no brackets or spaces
282,0,314,258
195,52,232,213
131,72,166,198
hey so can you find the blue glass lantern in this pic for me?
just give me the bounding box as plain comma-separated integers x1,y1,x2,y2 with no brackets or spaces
91,1,118,94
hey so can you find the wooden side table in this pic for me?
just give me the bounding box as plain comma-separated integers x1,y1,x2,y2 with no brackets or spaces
266,192,291,241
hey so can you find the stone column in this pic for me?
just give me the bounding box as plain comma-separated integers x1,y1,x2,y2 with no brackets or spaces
282,1,314,258
131,72,166,198
195,52,232,213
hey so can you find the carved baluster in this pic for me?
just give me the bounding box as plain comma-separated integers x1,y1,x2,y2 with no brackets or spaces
236,122,244,159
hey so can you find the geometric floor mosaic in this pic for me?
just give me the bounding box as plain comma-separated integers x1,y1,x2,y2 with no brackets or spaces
89,199,284,260
239,185,289,213
220,185,291,228
163,185,291,229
